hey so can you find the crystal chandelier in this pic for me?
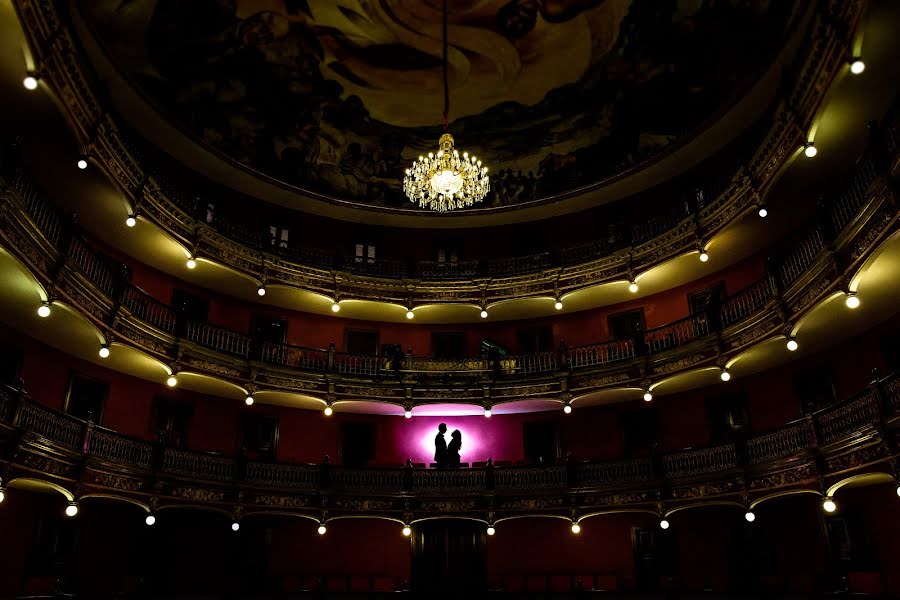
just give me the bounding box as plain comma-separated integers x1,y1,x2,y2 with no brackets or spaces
403,0,489,211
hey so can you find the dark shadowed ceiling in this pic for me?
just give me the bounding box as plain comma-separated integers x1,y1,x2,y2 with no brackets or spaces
78,0,797,213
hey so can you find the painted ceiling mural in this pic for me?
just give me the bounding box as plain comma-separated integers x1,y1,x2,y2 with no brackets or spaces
80,0,795,211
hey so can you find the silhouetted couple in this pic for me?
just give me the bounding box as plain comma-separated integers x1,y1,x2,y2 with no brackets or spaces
434,423,461,469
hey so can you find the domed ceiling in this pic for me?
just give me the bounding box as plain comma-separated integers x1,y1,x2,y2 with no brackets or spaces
80,0,796,212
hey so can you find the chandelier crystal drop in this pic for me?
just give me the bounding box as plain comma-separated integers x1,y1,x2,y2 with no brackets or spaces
404,134,489,211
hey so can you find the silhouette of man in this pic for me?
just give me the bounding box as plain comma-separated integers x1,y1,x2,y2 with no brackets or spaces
434,423,448,468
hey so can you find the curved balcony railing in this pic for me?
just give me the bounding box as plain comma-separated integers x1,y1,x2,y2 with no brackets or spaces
0,370,895,508
7,0,867,313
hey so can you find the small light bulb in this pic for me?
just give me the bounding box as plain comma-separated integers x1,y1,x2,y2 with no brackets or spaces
484,408,492,418
758,206,768,218
232,522,240,531
402,526,412,537
823,499,836,513
699,250,709,263
659,519,670,530
629,281,639,293
404,410,412,419
554,301,563,310
317,524,327,535
77,158,88,170
786,338,798,352
563,404,572,414
804,144,817,158
65,503,79,517
643,391,653,402
744,511,756,523
406,310,414,319
845,293,860,309
0,489,6,503
850,59,865,75
166,375,178,387
571,523,581,534
186,257,197,270
99,345,110,358
37,303,51,318
257,285,266,297
720,369,731,382
145,514,156,526
324,406,333,416
125,215,137,228
23,75,38,90
245,395,254,406
331,302,341,313
486,526,496,536
480,309,488,319
895,484,899,497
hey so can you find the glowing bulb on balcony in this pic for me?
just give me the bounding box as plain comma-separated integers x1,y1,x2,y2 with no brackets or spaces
487,526,496,536
563,404,572,414
77,158,88,170
232,521,240,531
406,309,415,320
166,375,178,387
745,511,756,523
125,215,137,228
186,257,197,270
804,144,817,158
786,338,798,352
895,484,900,497
720,369,731,382
317,524,327,535
37,302,51,318
758,205,768,218
571,523,581,534
643,391,653,402
484,407,492,418
480,309,488,319
659,519,670,530
324,405,333,416
845,293,860,309
331,302,341,313
65,503,79,517
554,300,563,310
404,410,412,419
99,345,110,359
849,59,865,75
823,498,836,513
699,250,709,263
0,488,5,503
402,526,411,537
257,285,266,297
23,75,38,90
145,514,156,526
245,395,254,406
629,281,639,293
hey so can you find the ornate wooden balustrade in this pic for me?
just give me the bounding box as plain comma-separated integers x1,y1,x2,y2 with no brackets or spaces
0,371,896,523
6,0,867,309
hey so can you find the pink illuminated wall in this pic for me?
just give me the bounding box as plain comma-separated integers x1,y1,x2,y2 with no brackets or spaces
386,415,532,465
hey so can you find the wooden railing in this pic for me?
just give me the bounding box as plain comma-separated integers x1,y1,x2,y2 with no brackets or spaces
260,342,328,372
816,389,881,445
662,444,738,479
568,340,635,369
645,314,709,354
88,429,154,470
831,153,877,233
746,419,815,465
14,400,84,450
161,448,237,483
245,462,320,489
721,278,773,327
122,285,177,334
777,227,825,288
574,458,653,487
185,321,251,358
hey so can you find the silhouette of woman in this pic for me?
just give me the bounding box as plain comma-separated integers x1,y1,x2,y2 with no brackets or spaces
447,430,462,468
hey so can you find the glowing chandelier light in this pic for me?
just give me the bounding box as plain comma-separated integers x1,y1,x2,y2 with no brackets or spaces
403,0,489,211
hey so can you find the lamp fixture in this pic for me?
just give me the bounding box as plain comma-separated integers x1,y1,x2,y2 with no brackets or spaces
845,292,860,309
403,0,488,211
166,374,178,387
37,301,51,318
232,521,240,532
628,280,639,293
699,248,709,263
402,525,412,537
643,390,653,402
804,143,817,158
563,403,572,414
406,309,415,320
570,522,581,534
185,256,197,270
324,404,334,417
245,395,254,406
786,337,798,352
65,502,79,517
317,524,327,535
23,74,38,90
99,344,110,359
659,519,670,530
745,511,756,523
257,284,266,297
720,368,731,382
757,204,768,218
0,487,5,504
483,406,492,418
404,409,412,419
823,498,837,513
145,514,156,526
849,58,865,75
77,157,88,170
486,526,496,536
125,214,137,228
331,301,341,313
480,308,488,319
554,300,563,310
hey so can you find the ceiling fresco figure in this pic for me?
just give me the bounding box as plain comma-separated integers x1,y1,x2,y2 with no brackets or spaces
79,0,794,210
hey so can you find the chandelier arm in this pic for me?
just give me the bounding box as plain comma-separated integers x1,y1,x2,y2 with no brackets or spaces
442,0,449,130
